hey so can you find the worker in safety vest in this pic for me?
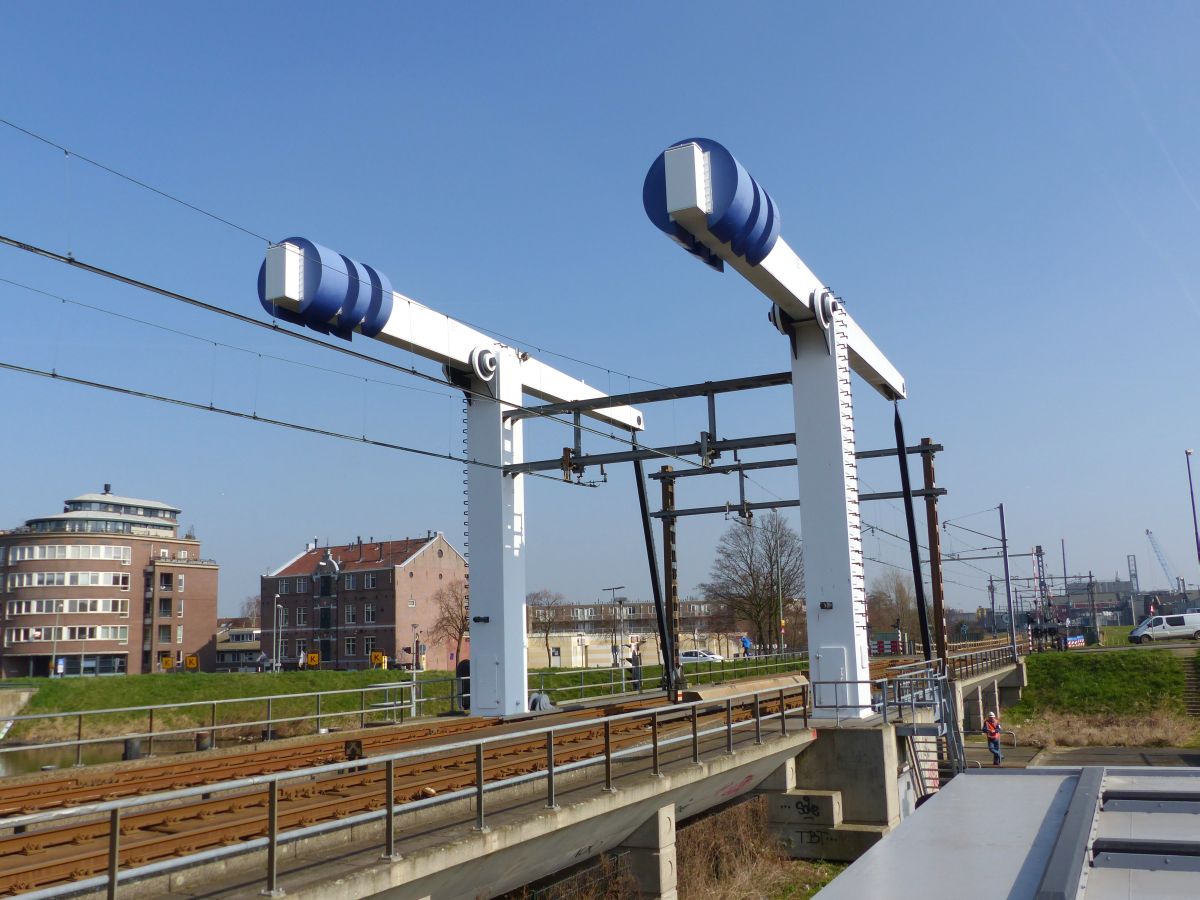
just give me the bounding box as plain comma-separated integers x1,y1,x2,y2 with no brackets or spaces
984,712,1003,766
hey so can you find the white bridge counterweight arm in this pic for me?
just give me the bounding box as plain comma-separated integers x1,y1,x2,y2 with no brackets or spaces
264,242,644,431
659,143,906,400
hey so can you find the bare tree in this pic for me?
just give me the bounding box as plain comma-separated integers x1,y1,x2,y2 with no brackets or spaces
700,511,804,649
429,578,470,667
240,594,261,627
866,571,923,642
526,589,565,666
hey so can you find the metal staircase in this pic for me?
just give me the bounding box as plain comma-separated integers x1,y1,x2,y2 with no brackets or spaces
893,670,968,800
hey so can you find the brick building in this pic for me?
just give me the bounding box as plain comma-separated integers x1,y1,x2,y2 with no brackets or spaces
0,486,219,677
261,533,467,672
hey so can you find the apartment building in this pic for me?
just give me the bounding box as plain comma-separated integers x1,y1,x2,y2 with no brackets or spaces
0,485,218,677
261,533,467,672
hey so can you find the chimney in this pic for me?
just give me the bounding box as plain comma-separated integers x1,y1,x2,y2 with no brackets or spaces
103,483,111,495
377,542,384,561
357,536,363,562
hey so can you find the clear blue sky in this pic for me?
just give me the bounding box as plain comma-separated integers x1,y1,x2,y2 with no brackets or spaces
2,2,1199,616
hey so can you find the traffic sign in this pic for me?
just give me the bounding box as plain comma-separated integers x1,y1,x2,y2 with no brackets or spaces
306,651,320,668
184,654,199,671
370,650,384,667
161,655,174,670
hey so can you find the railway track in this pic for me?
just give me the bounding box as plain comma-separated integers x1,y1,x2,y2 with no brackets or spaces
0,698,661,818
0,693,801,896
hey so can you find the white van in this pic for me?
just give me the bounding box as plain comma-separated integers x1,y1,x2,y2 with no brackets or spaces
1128,612,1200,644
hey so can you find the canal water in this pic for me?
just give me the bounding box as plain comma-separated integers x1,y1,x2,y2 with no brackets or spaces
0,737,244,777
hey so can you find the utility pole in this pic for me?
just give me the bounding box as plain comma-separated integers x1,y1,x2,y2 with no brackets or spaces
999,504,1017,660
658,466,681,690
988,576,996,636
776,556,784,654
921,438,949,663
1187,450,1200,571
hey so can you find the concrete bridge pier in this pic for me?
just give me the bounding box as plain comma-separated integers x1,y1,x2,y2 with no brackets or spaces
761,723,912,863
618,804,677,900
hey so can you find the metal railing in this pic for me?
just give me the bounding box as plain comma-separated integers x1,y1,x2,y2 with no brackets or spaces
0,685,810,899
526,650,807,702
0,678,446,767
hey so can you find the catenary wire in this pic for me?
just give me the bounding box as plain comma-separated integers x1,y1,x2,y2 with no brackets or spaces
0,117,673,389
0,233,713,475
0,358,575,484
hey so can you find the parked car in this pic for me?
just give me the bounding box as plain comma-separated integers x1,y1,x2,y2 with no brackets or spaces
680,650,724,663
1128,612,1200,643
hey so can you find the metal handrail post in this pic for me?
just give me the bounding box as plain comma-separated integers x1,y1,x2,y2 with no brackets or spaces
75,715,84,767
545,733,558,809
264,779,281,896
725,698,734,753
359,691,366,729
147,707,154,756
383,759,397,859
266,697,273,739
603,721,615,792
691,705,700,763
473,743,489,831
106,808,120,900
210,702,217,740
779,688,788,736
651,711,662,775
316,693,322,732
753,694,762,745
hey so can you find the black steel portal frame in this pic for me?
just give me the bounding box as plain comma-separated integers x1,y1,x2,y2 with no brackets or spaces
502,371,951,691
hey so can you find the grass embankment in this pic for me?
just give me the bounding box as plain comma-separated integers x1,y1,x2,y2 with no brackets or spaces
6,669,457,743
1100,625,1133,647
1007,649,1198,748
6,656,807,744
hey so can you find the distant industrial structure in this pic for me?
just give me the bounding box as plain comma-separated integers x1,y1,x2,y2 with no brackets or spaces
0,486,218,677
260,533,467,672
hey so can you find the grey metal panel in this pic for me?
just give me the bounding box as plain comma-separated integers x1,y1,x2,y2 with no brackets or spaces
816,772,1077,900
1035,766,1105,900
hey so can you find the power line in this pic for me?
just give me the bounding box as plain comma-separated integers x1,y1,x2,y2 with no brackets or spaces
0,276,455,399
0,117,673,391
0,357,575,483
0,234,713,475
0,117,271,243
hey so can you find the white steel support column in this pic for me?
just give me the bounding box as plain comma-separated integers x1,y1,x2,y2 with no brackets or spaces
466,346,528,716
791,310,871,716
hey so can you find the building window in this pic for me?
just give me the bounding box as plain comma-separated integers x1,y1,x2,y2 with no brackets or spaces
278,607,289,627
177,550,188,560
176,625,183,644
345,636,357,657
177,597,184,617
345,573,356,590
279,639,289,658
345,605,357,625
278,579,291,595
178,574,185,593
408,598,416,608
295,638,307,657
364,635,376,656
296,607,307,626
364,573,377,589
295,577,309,593
365,604,376,624
159,574,173,592
158,624,170,644
159,599,172,618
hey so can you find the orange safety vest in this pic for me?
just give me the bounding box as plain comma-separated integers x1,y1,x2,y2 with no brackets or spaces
985,720,1001,739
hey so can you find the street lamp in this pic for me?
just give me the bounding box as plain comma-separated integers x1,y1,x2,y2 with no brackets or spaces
1186,450,1200,576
